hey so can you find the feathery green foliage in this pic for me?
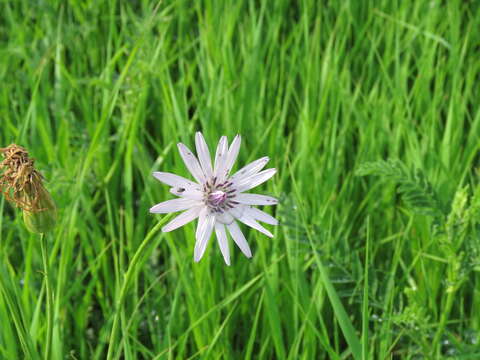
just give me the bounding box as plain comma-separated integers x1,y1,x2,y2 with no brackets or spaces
356,159,445,217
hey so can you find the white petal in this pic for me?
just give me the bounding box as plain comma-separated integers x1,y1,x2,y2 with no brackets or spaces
227,206,246,219
195,132,213,179
227,221,252,258
194,210,215,262
230,157,269,183
235,211,273,237
193,209,207,257
195,207,208,237
213,136,228,183
177,143,206,184
245,206,278,225
162,206,203,232
149,198,200,213
215,223,230,265
216,211,235,225
235,168,276,192
223,135,241,180
153,172,200,190
169,187,204,200
234,193,278,206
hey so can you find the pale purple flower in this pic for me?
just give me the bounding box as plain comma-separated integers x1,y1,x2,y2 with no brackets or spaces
150,132,278,265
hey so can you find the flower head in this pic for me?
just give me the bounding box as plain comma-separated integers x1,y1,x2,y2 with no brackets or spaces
150,132,278,265
0,144,57,233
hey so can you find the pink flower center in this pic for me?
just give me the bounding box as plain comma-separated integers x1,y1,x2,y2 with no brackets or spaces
208,190,227,206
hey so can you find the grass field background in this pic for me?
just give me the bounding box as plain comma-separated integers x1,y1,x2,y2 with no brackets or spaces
1,0,480,359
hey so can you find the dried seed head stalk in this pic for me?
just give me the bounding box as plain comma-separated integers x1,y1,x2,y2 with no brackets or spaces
1,144,43,211
0,144,56,233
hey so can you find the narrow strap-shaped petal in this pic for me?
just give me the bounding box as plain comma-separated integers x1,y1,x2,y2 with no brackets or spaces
177,143,206,184
213,136,228,183
170,187,204,200
245,206,278,225
195,132,213,179
231,206,273,237
227,221,252,258
215,222,230,265
195,207,208,238
153,172,200,190
215,211,235,225
223,134,241,180
149,198,200,213
194,210,215,262
230,156,269,183
234,193,278,206
162,206,203,232
193,208,207,258
234,212,273,238
235,168,276,192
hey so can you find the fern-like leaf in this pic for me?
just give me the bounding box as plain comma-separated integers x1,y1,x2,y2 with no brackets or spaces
356,160,445,217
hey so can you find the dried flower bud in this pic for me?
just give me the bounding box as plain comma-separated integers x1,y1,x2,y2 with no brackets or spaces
0,144,57,233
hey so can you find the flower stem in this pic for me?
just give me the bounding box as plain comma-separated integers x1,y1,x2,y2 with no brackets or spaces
105,215,172,360
40,233,53,360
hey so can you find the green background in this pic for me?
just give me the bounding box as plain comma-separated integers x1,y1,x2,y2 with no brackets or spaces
1,0,480,359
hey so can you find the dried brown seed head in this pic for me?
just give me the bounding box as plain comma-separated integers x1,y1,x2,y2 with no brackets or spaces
0,144,56,233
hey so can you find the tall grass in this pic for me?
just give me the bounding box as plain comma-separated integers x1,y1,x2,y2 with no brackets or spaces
1,0,479,358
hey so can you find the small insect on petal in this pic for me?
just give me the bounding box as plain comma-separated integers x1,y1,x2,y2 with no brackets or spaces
169,187,204,200
153,172,199,190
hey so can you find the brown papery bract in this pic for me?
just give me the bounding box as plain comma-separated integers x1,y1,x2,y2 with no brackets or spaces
0,144,46,212
0,144,56,233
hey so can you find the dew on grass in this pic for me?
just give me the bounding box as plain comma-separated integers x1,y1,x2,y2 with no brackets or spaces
464,329,478,345
446,347,458,356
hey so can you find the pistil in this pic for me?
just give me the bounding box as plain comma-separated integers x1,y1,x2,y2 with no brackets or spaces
208,190,227,206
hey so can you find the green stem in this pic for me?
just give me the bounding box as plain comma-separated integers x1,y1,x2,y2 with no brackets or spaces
0,265,40,360
106,215,172,360
40,234,53,360
432,274,457,355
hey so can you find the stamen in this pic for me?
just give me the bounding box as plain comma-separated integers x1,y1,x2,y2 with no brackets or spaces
208,190,227,207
